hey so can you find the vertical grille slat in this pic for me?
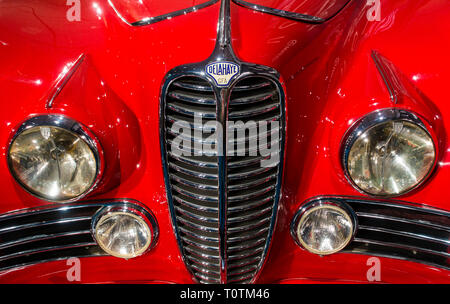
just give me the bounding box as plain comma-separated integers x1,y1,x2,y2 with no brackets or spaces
163,74,284,283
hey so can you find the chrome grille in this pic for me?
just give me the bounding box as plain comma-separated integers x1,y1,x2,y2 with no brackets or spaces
162,75,284,283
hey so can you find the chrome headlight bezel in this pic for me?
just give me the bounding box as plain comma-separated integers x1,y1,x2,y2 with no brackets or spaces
91,204,159,259
291,199,357,255
341,109,437,197
7,115,103,202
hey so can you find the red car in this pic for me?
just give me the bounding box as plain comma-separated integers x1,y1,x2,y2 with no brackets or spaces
0,0,449,284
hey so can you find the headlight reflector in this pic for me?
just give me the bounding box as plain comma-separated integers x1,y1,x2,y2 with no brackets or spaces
8,116,100,201
343,109,435,196
294,202,355,255
94,208,154,259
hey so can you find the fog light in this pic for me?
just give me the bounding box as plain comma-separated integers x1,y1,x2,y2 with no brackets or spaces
93,207,156,259
292,201,355,255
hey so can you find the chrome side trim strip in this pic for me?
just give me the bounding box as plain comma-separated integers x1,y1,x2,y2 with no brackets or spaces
353,238,450,258
357,212,450,232
0,217,91,234
0,242,97,262
358,225,450,246
371,50,398,104
346,243,450,271
0,247,104,272
0,230,91,250
46,54,84,109
232,0,325,23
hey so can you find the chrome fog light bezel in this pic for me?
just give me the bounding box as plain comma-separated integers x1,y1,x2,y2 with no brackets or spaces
7,115,103,202
92,204,159,259
291,199,357,255
341,108,437,197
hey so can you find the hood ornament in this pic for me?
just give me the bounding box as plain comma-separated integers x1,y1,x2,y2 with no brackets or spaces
204,0,241,88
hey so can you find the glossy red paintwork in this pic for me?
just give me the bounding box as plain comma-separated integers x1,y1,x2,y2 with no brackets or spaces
0,0,449,283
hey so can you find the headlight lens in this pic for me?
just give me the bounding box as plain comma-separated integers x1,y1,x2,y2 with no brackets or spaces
295,202,354,255
344,110,435,196
8,116,100,201
94,210,153,259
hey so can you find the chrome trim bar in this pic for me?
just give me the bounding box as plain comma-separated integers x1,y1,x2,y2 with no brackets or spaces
358,225,450,246
109,0,219,26
46,54,84,109
0,230,92,250
232,0,325,23
0,216,92,234
371,50,398,104
218,0,232,48
357,212,450,232
353,238,450,258
348,240,450,271
0,242,97,262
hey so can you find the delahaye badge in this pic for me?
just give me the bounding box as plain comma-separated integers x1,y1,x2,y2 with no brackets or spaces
205,61,240,87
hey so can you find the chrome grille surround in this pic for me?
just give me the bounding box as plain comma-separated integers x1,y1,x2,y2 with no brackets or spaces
161,71,285,284
0,199,158,271
291,197,450,270
160,0,285,284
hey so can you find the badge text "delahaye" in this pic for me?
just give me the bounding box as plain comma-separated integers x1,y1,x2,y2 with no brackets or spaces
206,62,238,75
205,61,240,86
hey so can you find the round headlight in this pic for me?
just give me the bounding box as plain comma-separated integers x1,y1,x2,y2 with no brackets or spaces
343,109,436,196
8,115,101,201
93,207,156,259
293,201,355,255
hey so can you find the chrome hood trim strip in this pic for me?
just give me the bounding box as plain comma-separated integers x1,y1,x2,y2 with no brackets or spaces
108,0,219,26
